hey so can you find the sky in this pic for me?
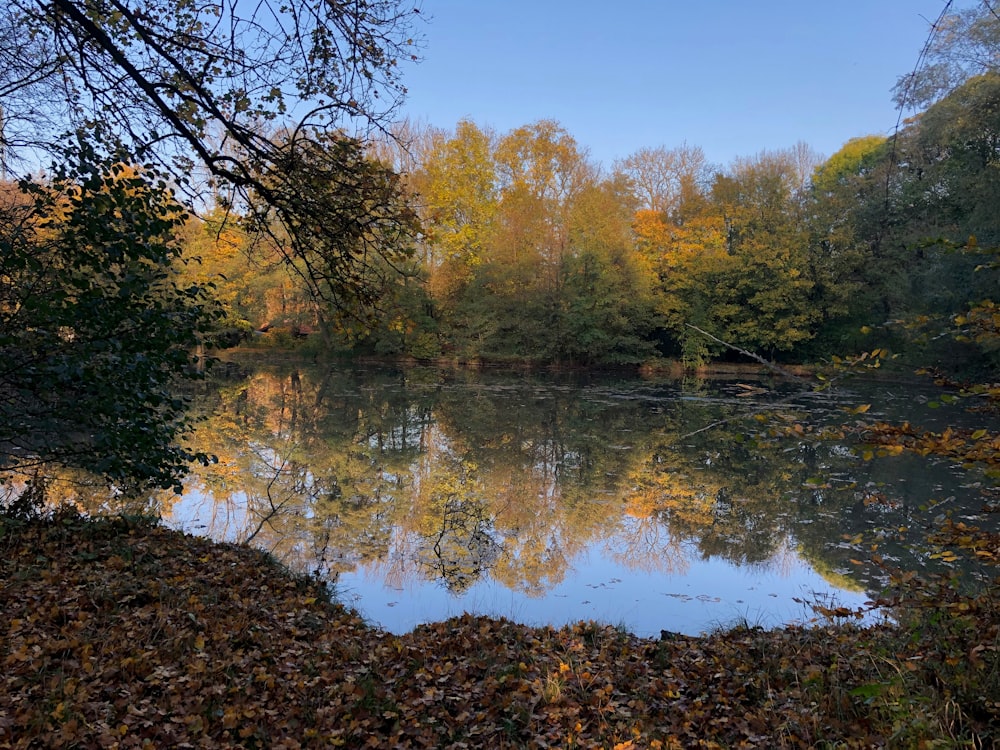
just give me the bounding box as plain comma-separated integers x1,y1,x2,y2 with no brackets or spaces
399,0,970,170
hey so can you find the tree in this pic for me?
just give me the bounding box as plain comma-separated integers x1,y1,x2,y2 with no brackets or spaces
707,149,818,355
420,120,499,305
614,144,712,220
893,1,1000,110
631,147,819,362
493,120,595,272
556,177,660,365
632,205,730,364
175,209,261,343
804,135,891,348
239,132,419,339
910,72,1000,246
1,0,421,310
801,68,1000,372
0,146,221,497
889,74,1000,370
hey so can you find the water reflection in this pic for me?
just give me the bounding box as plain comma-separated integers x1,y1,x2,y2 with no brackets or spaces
166,362,996,636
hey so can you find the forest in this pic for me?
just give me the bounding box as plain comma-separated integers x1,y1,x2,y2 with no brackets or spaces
186,95,1000,372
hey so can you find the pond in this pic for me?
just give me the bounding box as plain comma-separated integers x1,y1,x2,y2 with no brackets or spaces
166,360,998,638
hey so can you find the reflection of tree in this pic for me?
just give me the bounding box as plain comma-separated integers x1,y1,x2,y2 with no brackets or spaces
173,363,940,604
2,465,172,517
431,380,651,592
488,462,576,596
655,425,803,567
173,366,408,574
417,493,501,594
16,357,957,614
611,464,717,575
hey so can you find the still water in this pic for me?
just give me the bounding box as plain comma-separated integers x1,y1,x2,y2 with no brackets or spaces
166,361,997,637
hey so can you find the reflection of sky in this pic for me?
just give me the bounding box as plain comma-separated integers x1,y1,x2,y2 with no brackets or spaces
336,541,874,638
169,487,249,544
164,367,994,639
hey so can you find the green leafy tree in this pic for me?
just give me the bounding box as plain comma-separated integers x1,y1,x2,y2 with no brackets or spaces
706,150,819,356
892,74,1000,371
806,75,1000,369
801,135,897,354
0,146,221,496
910,73,1000,247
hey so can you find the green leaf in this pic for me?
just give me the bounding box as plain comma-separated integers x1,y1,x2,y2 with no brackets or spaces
849,683,886,700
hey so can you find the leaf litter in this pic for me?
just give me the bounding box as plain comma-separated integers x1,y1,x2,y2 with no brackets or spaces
2,511,997,748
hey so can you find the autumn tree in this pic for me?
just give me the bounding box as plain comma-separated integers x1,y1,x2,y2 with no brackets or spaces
631,203,730,364
557,176,660,364
468,121,595,361
240,132,420,342
431,120,659,364
493,120,594,274
420,120,499,310
0,0,424,501
626,145,819,363
175,209,264,344
915,74,1000,366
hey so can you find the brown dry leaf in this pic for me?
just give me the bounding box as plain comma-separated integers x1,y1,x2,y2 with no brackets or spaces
2,512,998,748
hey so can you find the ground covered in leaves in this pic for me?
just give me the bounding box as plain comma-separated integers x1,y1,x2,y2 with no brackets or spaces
2,514,998,748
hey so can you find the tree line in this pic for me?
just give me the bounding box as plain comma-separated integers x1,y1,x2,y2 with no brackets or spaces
184,88,1000,373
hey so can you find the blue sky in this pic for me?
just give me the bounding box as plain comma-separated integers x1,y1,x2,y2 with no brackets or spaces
399,1,966,170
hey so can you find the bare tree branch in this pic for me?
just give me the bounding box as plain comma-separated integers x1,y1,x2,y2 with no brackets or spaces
684,324,808,382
